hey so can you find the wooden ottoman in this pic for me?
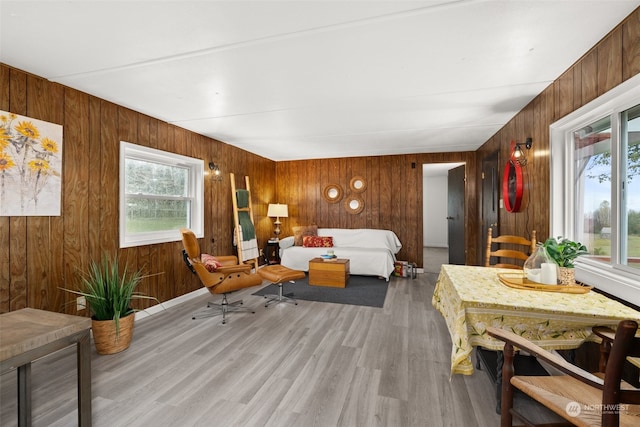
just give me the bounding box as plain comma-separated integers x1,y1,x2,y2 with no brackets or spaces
308,258,350,288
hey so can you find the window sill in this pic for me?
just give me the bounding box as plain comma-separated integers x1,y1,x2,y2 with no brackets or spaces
575,260,640,306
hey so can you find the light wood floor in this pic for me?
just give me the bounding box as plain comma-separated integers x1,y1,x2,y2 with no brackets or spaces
1,272,505,427
423,247,449,273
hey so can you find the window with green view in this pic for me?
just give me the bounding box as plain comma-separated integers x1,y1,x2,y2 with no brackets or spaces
551,74,640,303
119,142,203,248
572,107,640,270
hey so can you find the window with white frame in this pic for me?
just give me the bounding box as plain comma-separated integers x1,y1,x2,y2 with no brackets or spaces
119,141,204,248
550,73,640,304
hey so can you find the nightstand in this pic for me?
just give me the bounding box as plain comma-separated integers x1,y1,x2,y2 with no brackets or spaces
264,240,280,265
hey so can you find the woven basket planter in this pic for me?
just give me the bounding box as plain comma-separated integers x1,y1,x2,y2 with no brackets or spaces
91,313,135,355
559,267,575,285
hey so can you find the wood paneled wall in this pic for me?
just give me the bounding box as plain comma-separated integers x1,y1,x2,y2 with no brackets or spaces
0,64,276,314
475,7,640,264
275,152,477,268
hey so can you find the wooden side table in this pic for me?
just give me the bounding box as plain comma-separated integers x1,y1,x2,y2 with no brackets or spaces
264,240,280,265
0,308,92,427
308,258,350,288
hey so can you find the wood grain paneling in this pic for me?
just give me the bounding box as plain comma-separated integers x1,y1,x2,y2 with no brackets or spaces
87,97,102,263
597,29,623,97
556,69,574,119
623,8,640,80
64,90,90,313
8,216,27,311
581,49,599,106
25,76,53,311
572,64,583,111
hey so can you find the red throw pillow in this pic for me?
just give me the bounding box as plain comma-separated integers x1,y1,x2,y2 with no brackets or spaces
303,236,333,248
201,254,222,272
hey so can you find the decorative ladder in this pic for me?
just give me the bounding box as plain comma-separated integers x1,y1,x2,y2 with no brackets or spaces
230,173,259,271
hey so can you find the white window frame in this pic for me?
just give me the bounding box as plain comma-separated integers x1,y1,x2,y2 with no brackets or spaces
119,141,204,248
550,72,640,304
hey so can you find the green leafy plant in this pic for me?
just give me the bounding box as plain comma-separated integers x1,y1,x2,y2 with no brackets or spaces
542,237,588,268
62,255,157,335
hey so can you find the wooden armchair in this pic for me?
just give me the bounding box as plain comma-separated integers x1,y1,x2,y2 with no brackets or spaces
180,228,263,324
487,320,640,427
485,227,536,269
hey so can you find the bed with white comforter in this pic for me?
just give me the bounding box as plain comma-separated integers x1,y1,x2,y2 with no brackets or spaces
279,228,402,280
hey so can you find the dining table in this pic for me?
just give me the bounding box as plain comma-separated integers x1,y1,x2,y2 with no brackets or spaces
432,264,640,376
0,308,92,426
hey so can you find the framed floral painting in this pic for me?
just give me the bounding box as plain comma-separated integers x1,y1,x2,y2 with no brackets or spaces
0,111,63,216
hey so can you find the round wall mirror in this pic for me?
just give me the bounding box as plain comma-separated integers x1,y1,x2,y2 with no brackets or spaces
344,196,364,214
350,176,367,193
322,184,343,203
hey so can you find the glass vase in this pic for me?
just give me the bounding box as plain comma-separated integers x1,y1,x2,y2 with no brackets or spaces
523,244,560,285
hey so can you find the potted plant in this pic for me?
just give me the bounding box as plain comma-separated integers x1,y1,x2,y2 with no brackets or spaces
542,237,588,284
63,255,157,354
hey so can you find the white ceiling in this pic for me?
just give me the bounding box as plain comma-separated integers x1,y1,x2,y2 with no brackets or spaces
2,1,639,161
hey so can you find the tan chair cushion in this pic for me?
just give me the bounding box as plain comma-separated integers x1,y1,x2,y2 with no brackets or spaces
259,265,305,283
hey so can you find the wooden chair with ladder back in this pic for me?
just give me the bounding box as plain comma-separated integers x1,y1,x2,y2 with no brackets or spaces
485,227,537,270
488,320,640,427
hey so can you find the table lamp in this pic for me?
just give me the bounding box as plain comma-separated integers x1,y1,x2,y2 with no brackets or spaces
267,203,288,240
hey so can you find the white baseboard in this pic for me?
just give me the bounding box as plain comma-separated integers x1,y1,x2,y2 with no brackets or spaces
134,287,208,321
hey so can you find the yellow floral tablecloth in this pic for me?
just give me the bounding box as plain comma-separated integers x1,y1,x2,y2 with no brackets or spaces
432,264,640,375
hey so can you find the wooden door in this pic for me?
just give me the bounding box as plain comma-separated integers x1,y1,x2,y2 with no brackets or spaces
481,151,500,265
447,165,466,265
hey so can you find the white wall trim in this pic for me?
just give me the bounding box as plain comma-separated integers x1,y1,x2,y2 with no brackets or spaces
134,287,208,321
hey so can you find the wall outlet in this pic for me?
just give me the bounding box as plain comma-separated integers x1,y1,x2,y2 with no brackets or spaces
76,296,86,311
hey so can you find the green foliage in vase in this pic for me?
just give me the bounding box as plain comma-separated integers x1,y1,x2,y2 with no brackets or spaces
62,255,157,335
542,237,589,268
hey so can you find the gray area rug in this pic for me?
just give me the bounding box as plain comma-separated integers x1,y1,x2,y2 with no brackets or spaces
253,274,390,308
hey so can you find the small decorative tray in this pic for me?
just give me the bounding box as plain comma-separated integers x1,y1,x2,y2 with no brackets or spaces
497,273,592,294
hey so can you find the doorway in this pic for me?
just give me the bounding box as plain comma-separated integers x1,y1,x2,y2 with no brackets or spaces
423,163,465,270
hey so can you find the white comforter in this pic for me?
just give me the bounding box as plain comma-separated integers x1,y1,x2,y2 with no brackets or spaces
279,228,402,280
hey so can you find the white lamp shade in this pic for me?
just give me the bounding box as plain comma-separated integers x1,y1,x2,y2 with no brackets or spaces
267,203,288,218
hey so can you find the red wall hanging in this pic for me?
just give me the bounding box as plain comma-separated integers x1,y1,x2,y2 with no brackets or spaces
503,140,524,212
